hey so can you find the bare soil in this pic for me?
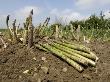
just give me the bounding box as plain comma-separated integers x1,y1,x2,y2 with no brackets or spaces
0,41,110,82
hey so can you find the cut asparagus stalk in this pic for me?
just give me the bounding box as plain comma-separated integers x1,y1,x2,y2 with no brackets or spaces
53,42,97,60
51,43,96,67
23,22,28,44
35,44,49,52
55,24,59,39
41,43,84,72
54,41,98,60
12,19,21,43
6,15,13,40
27,11,34,48
28,23,34,48
63,41,99,61
49,44,88,66
63,40,90,51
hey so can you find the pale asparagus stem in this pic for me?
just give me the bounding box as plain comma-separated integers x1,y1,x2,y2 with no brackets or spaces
12,19,18,43
0,37,7,48
52,42,97,60
27,12,34,48
59,27,63,39
12,20,22,43
41,44,84,72
6,15,13,40
35,44,49,52
55,24,59,39
23,23,28,44
63,40,91,52
23,10,32,45
28,23,34,48
55,40,90,52
63,41,99,60
8,26,13,35
8,26,13,41
16,25,18,35
76,25,81,41
23,30,28,44
70,24,77,40
49,44,88,66
70,24,74,33
55,40,98,60
16,23,20,35
51,43,96,67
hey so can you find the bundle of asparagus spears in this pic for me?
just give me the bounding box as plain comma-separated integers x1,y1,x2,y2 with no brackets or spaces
35,40,98,72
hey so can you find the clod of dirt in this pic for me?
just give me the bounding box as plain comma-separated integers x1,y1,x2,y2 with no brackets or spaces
33,57,37,60
41,57,47,62
34,67,37,71
41,57,46,61
82,74,91,80
32,73,40,81
37,78,41,82
62,67,68,72
0,58,8,63
41,66,49,74
33,73,38,77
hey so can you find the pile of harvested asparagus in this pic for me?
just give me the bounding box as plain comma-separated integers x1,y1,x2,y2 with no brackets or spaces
35,40,99,72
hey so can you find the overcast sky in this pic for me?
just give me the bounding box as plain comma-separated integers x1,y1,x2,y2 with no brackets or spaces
0,0,110,28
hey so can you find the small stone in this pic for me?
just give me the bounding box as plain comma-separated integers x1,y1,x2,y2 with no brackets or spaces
19,75,22,79
23,70,29,74
33,57,37,60
1,58,8,63
3,44,7,48
20,38,24,41
62,67,67,72
8,39,11,41
41,66,49,74
41,57,46,61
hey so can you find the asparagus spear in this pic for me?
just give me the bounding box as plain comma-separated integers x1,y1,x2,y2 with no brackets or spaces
41,43,84,72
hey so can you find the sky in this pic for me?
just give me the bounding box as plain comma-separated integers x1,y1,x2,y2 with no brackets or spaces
0,0,110,28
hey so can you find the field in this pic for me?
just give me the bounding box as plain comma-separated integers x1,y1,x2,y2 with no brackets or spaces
0,11,110,82
0,40,110,82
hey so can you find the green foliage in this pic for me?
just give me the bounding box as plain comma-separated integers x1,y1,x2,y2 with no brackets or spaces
67,13,110,41
1,12,110,42
0,29,7,32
